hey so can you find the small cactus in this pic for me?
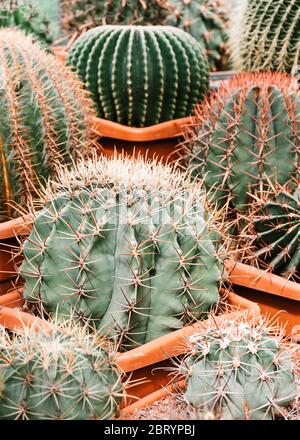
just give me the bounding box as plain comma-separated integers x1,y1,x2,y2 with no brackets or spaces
20,155,223,351
166,0,231,72
0,321,123,420
179,319,298,420
0,29,95,221
67,25,210,127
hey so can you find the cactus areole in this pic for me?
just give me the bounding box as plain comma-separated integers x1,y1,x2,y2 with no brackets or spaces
67,25,210,127
20,156,222,351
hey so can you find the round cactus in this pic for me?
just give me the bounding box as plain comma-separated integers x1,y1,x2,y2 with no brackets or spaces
181,319,298,420
166,0,231,72
67,25,210,127
181,72,300,215
231,0,300,73
20,155,222,351
0,29,95,222
0,322,123,420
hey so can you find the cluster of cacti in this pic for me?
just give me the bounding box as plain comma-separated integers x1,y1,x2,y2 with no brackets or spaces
180,319,298,420
20,155,222,351
180,72,300,215
231,0,300,73
166,0,231,72
0,0,53,45
61,0,170,37
67,25,210,127
248,187,300,282
0,28,95,222
0,322,123,419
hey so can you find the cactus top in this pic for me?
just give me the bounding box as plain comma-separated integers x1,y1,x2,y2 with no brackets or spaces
68,25,210,127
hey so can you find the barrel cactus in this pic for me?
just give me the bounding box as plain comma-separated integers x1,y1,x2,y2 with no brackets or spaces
20,155,222,351
0,29,95,222
231,0,300,73
181,72,300,216
0,322,123,420
181,319,298,420
68,25,209,127
61,0,170,37
0,0,53,46
166,0,231,72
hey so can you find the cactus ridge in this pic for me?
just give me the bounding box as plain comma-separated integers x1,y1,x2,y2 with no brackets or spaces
0,321,123,420
180,318,298,420
0,29,95,221
68,25,209,127
20,155,222,351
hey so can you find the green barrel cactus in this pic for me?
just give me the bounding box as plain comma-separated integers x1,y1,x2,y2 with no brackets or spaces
181,319,298,420
67,25,210,127
0,322,123,420
0,28,95,222
251,187,300,282
20,155,222,351
181,72,300,215
61,0,170,37
166,0,231,72
232,0,300,73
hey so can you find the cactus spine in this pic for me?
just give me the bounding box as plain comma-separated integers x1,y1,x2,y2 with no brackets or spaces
180,319,298,420
0,322,123,420
0,29,95,221
181,72,300,215
68,25,209,127
166,0,231,72
232,0,300,73
20,155,222,351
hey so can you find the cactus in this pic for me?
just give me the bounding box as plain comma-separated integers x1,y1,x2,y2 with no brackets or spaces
166,0,231,72
0,29,95,222
0,322,123,420
0,0,53,46
61,0,170,37
67,25,210,127
231,0,300,73
248,187,300,282
180,319,298,420
20,155,222,351
181,72,300,216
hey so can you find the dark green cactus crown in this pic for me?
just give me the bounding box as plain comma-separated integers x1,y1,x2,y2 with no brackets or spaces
0,322,123,420
181,319,298,420
20,155,222,352
67,25,210,127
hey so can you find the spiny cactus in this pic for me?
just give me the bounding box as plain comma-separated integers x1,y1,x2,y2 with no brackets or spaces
68,25,209,127
20,155,223,351
248,187,300,282
231,0,300,73
166,0,231,72
61,0,170,38
0,321,123,420
181,72,300,216
179,319,298,420
0,29,95,222
0,0,53,46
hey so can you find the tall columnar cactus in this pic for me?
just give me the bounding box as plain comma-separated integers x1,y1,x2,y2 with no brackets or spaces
181,72,300,215
61,0,170,37
0,29,95,221
0,0,53,46
0,322,123,420
231,0,300,73
180,319,298,420
166,0,231,72
20,155,222,351
249,187,300,282
68,25,209,127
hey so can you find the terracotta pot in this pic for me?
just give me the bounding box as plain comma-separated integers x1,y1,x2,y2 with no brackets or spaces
226,261,300,339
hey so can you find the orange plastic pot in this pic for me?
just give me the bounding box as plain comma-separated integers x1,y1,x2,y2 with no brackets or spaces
226,261,300,339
